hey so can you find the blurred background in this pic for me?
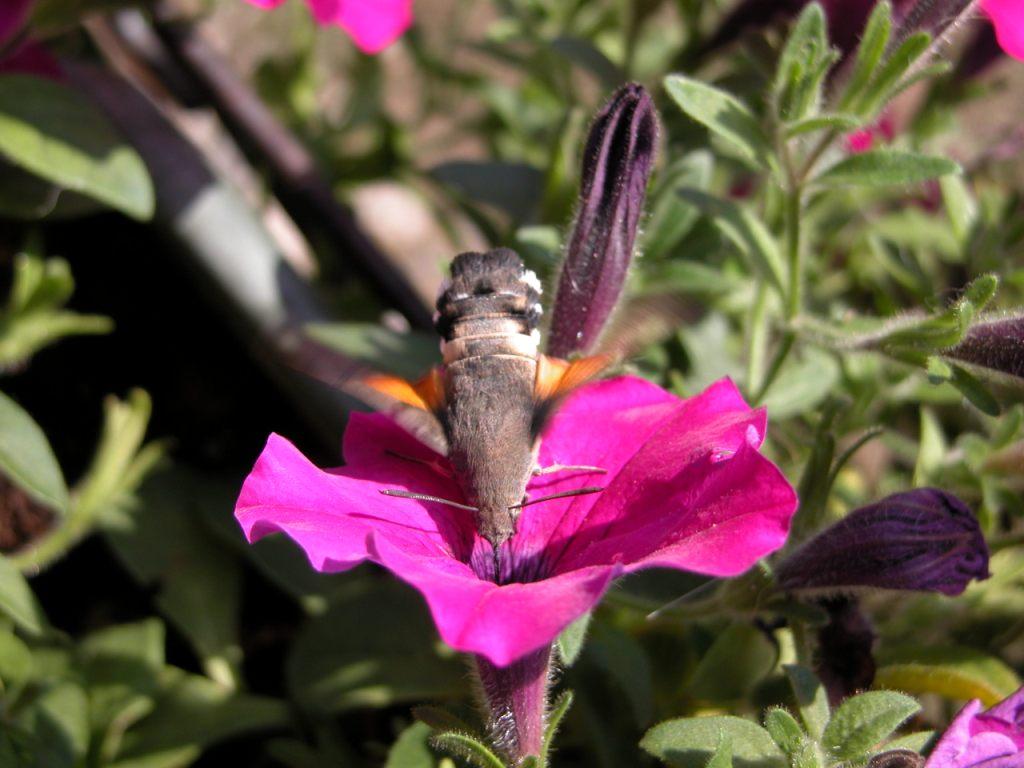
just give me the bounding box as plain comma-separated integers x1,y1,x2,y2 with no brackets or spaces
2,0,1024,766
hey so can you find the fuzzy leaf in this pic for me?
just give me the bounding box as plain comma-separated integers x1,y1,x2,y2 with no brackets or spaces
430,732,505,768
675,189,785,292
822,691,920,760
386,722,435,768
664,75,774,170
784,665,830,740
815,151,959,188
874,645,1020,706
641,716,784,768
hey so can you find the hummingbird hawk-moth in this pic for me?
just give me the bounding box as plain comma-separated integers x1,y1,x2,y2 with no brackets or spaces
293,83,656,552
364,247,611,548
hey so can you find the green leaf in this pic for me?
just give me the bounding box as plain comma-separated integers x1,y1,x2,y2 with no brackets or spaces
386,722,436,768
16,680,90,767
112,668,287,767
430,732,505,768
815,151,959,188
857,32,931,116
286,580,464,714
543,690,574,759
0,628,32,691
105,469,242,688
664,75,774,171
688,623,777,703
0,390,67,514
556,611,591,666
773,4,833,121
874,645,1021,707
764,709,804,756
641,716,785,768
784,114,861,138
0,74,154,220
587,623,654,727
950,364,1001,416
675,189,786,292
784,666,829,740
913,408,946,486
760,349,841,419
707,737,734,768
839,2,892,111
822,691,920,760
882,732,934,753
940,175,977,245
642,150,714,260
0,555,45,635
0,254,112,367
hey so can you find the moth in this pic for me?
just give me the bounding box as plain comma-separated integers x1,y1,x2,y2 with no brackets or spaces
364,247,611,547
292,83,657,552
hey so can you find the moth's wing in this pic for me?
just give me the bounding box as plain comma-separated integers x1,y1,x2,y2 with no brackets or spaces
589,292,696,361
531,353,614,437
280,331,449,455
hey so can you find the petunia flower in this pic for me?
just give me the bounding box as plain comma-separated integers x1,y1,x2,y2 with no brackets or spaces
982,0,1024,62
236,375,797,668
0,0,60,79
925,685,1024,768
243,0,413,54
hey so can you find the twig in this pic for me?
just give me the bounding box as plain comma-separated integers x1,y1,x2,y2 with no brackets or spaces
144,1,434,329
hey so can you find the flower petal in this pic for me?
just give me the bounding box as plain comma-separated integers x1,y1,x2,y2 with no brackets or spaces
332,0,413,53
553,378,788,575
0,0,33,48
235,430,472,571
983,0,1024,61
563,440,795,576
370,532,620,666
508,376,682,565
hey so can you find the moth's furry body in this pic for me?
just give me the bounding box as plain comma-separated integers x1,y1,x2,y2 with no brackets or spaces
435,249,543,547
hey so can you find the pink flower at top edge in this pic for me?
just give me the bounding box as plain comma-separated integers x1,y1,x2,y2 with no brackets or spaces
0,0,62,79
925,685,1024,768
982,0,1024,62
244,0,413,54
0,0,33,45
235,376,798,667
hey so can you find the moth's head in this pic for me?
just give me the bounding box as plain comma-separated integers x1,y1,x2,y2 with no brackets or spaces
434,248,543,342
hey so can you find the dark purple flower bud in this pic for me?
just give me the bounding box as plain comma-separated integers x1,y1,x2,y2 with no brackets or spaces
776,488,990,597
547,83,658,358
815,597,876,706
946,315,1024,380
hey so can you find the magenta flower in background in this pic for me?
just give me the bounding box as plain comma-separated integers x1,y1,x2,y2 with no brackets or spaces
925,686,1024,768
0,0,61,79
982,0,1024,62
236,376,797,667
244,0,412,53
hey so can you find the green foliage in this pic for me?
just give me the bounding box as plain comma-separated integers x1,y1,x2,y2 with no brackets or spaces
0,252,112,367
3,0,1024,766
0,75,153,220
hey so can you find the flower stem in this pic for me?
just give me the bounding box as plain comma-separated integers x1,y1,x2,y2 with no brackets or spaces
474,646,553,765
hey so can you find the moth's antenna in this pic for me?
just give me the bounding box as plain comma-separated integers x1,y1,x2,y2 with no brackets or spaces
380,489,478,512
509,487,604,509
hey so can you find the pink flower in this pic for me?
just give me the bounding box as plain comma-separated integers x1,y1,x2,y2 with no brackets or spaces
982,0,1024,61
925,686,1024,768
0,0,62,79
244,0,412,54
0,0,33,45
236,376,797,667
844,114,896,154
